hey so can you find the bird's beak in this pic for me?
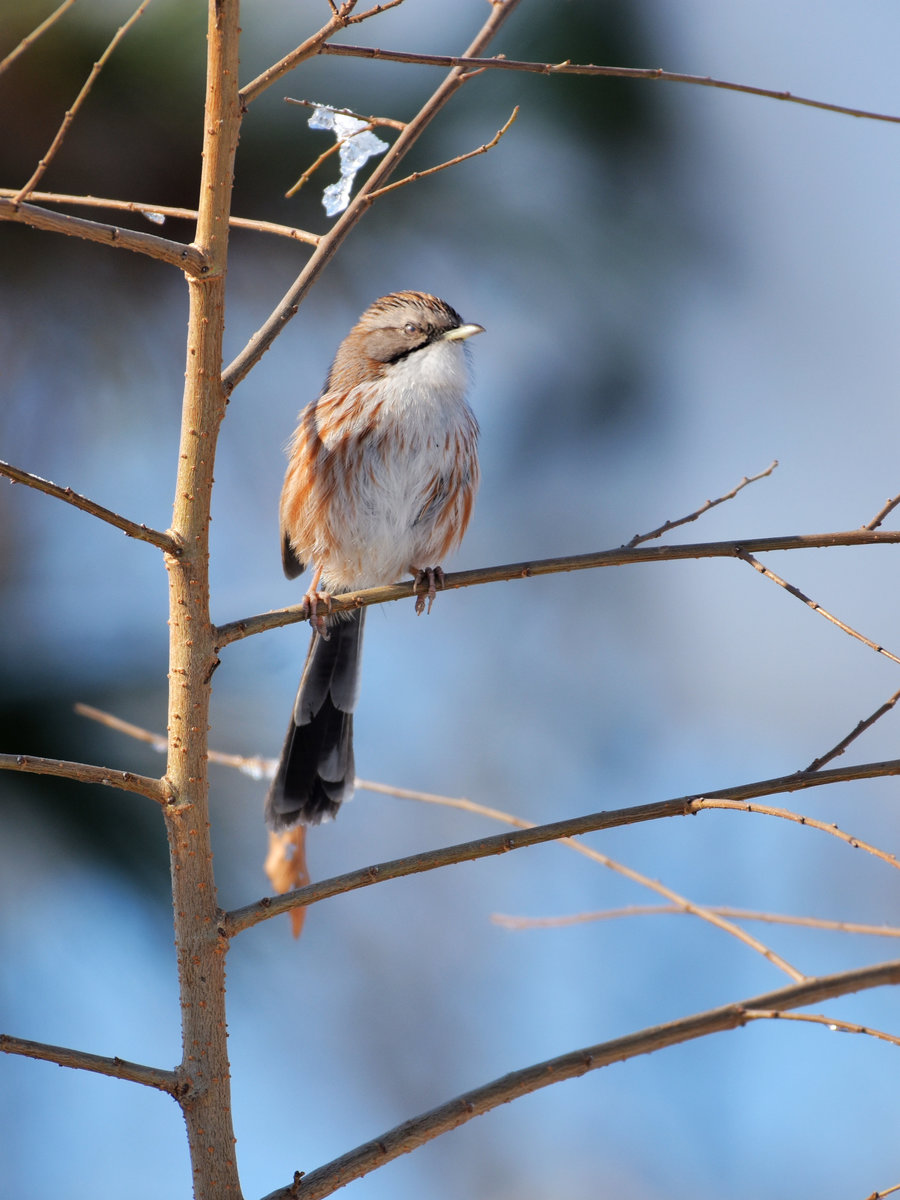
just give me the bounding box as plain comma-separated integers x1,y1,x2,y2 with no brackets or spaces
442,322,485,342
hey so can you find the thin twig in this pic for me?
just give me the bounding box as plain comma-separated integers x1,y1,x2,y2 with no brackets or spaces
284,124,379,199
368,781,803,980
214,527,900,648
0,1033,179,1093
863,1185,900,1200
239,0,405,107
275,959,900,1200
12,0,153,204
74,703,272,779
737,549,900,667
0,187,319,244
319,45,900,126
626,460,778,548
805,686,900,773
0,0,77,77
223,756,900,936
863,492,900,532
0,197,209,273
492,905,900,938
695,798,900,871
0,459,180,554
366,106,519,200
223,0,525,392
0,752,170,802
742,1009,900,1049
285,97,406,130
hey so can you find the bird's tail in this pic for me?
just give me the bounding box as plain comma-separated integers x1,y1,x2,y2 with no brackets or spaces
265,608,365,828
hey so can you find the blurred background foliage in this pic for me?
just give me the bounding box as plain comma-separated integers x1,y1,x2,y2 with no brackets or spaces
3,2,900,1199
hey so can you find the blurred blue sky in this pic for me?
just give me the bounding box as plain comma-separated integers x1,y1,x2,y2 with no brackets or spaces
3,2,900,1198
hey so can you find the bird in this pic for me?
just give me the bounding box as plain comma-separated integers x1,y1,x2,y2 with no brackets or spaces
265,291,484,830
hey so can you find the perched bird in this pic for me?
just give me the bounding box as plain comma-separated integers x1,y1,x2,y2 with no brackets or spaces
265,292,484,829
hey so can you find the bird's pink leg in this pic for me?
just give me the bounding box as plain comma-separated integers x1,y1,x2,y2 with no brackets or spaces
304,566,333,637
412,565,445,615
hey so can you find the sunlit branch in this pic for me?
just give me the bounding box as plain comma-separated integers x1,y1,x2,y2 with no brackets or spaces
738,549,900,667
280,959,900,1200
0,197,209,274
0,187,319,245
0,1033,178,1093
214,527,900,648
0,0,77,77
0,458,180,553
0,752,170,802
742,1009,900,1049
864,491,900,532
224,757,900,936
626,460,778,547
319,45,900,126
805,686,900,773
12,0,154,204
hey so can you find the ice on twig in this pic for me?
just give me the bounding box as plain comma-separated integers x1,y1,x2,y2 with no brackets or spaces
308,104,389,216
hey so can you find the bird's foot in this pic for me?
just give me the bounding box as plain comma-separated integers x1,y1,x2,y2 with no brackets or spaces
412,566,444,615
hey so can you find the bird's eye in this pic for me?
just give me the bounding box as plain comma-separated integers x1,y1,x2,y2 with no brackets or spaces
403,322,419,336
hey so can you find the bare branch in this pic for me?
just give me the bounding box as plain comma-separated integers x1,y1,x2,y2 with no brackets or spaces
695,798,900,872
0,187,319,245
626,460,778,548
285,96,407,130
0,752,170,802
277,959,900,1200
12,0,154,204
738,549,900,667
239,0,406,107
366,106,519,200
214,527,900,648
0,459,180,553
0,197,209,273
0,0,77,77
319,45,900,126
492,905,900,938
805,686,900,773
368,781,804,980
0,1033,178,1093
224,756,900,936
742,1009,900,1050
284,122,380,199
863,492,900,532
863,1184,900,1200
223,0,525,392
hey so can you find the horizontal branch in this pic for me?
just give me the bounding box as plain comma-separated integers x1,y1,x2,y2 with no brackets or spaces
0,188,319,245
215,527,900,648
320,45,900,125
278,958,900,1199
0,1033,178,1094
0,197,209,275
224,756,900,936
0,459,180,554
0,752,170,802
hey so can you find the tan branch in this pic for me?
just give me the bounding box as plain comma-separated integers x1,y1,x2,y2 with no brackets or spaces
284,123,379,199
0,187,319,245
492,905,900,938
365,781,803,980
0,458,180,553
319,45,900,126
0,752,170,802
366,106,519,200
0,1033,178,1093
239,0,405,107
864,492,900,531
805,686,900,773
742,1009,900,1050
738,549,900,667
0,197,209,274
214,527,900,648
285,96,406,130
13,0,154,204
279,958,900,1200
695,798,900,872
223,756,900,936
0,0,77,77
223,0,525,392
626,460,778,547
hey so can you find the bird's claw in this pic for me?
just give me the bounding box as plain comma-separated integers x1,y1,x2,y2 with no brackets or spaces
413,566,444,615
